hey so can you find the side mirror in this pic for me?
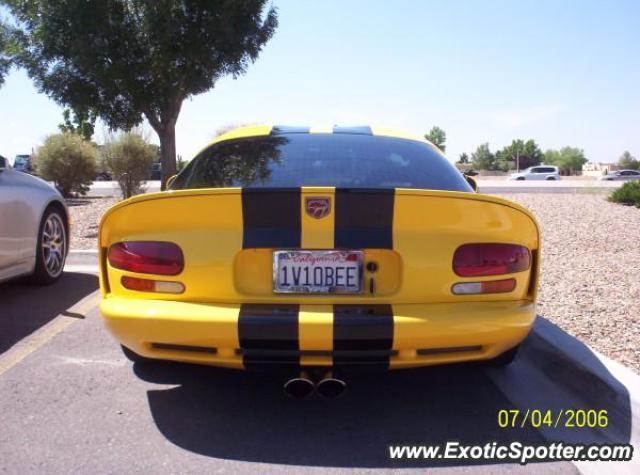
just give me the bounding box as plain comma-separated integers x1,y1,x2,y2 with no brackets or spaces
464,174,478,192
165,174,178,189
0,156,7,172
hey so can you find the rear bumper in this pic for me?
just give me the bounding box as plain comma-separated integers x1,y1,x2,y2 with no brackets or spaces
100,297,536,370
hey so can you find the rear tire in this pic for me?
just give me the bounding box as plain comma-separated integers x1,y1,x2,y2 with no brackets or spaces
546,176,556,181
121,345,152,363
516,177,525,181
487,345,520,367
30,207,68,285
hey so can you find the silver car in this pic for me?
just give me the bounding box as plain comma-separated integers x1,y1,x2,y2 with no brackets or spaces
509,165,561,180
0,155,69,284
598,169,640,181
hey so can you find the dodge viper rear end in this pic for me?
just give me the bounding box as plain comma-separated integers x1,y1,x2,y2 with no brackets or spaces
99,125,539,377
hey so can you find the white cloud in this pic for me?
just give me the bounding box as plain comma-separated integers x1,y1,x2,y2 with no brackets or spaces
489,105,563,128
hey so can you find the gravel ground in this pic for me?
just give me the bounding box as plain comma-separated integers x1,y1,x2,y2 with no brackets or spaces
65,193,640,372
501,193,640,372
67,197,118,250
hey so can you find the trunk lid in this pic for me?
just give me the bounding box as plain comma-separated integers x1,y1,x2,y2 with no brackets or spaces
99,187,539,304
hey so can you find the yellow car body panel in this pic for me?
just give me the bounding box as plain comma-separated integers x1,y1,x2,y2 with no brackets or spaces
99,125,540,371
101,298,535,369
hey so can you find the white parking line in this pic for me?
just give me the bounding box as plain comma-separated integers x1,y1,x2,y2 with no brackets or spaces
0,291,100,377
64,264,99,274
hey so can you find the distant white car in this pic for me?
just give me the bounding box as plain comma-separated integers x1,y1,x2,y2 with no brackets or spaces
0,155,69,284
509,165,561,181
598,169,640,181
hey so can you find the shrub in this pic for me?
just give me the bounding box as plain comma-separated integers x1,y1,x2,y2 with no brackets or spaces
609,181,640,208
34,133,97,197
101,132,156,199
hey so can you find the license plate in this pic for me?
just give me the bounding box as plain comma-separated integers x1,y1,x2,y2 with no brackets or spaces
273,250,363,294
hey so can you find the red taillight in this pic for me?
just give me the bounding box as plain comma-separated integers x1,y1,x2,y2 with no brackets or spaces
453,243,530,277
108,241,184,275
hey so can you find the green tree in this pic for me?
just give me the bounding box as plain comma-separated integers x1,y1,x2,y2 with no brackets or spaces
4,0,278,189
496,139,543,171
58,108,97,141
424,126,446,152
0,21,12,86
544,147,587,175
34,133,97,197
101,132,156,198
471,143,496,171
618,151,639,170
457,152,469,164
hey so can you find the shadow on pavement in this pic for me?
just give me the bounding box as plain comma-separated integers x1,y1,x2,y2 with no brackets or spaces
133,317,632,468
0,272,99,355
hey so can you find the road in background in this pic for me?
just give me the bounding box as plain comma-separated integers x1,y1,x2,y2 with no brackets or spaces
89,181,161,197
87,179,623,197
476,178,621,194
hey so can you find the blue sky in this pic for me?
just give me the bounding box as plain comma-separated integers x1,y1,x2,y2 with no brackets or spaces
1,0,639,164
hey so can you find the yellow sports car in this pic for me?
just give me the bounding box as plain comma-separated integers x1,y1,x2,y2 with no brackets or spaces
99,125,539,398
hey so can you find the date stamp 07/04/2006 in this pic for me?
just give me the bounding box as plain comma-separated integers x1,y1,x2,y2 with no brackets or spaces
498,409,609,429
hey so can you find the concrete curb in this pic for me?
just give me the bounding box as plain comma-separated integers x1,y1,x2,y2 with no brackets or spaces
487,317,638,474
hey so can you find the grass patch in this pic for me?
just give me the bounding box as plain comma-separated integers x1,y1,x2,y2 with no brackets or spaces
609,181,640,207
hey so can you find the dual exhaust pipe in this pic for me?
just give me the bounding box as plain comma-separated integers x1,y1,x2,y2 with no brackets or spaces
284,371,346,399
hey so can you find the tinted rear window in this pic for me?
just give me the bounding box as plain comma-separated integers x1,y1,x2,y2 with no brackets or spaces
172,133,472,192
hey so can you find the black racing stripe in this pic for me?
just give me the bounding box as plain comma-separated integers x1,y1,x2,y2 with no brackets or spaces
238,304,299,351
334,188,394,249
270,125,310,135
332,125,372,135
333,304,394,370
239,304,300,371
242,188,301,248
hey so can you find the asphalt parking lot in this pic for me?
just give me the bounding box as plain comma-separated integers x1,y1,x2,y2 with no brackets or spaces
1,256,637,474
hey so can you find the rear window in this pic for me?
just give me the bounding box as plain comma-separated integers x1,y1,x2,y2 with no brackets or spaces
171,134,472,192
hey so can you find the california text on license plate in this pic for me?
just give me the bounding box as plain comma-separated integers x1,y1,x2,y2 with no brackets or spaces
273,250,363,294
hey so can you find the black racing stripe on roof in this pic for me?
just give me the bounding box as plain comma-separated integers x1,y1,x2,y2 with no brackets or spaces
334,188,394,249
241,188,301,248
270,125,311,135
332,125,372,135
332,304,394,371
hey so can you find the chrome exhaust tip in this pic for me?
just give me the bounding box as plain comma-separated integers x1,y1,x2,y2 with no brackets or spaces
283,377,315,399
316,377,347,399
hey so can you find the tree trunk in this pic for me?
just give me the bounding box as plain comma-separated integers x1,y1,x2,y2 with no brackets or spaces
157,126,177,190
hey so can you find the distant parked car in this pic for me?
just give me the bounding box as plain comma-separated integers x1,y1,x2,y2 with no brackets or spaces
13,154,34,174
509,166,561,181
95,171,113,181
150,162,162,180
598,169,640,181
0,155,69,284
